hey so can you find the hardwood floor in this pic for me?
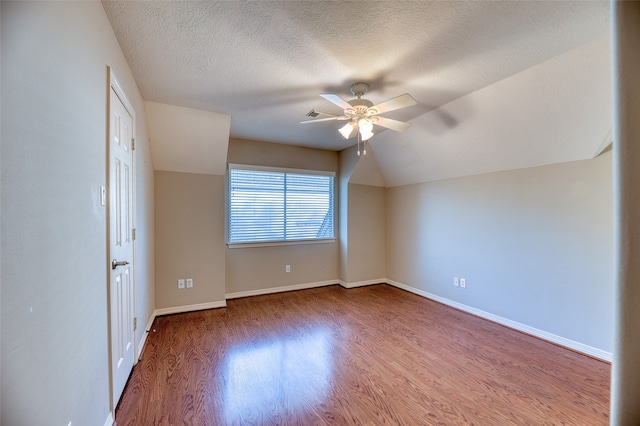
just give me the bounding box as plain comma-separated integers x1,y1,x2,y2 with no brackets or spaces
115,284,610,425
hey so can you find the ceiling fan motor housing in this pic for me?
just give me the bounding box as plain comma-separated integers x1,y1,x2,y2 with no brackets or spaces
348,98,373,108
346,99,377,122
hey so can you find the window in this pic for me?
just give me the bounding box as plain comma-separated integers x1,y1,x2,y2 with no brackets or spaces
228,164,335,246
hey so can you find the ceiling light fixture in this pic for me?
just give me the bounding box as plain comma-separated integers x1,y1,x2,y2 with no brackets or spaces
339,122,356,139
339,118,374,156
301,82,418,157
358,119,374,141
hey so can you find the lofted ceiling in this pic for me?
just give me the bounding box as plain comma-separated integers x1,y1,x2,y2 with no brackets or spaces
102,1,611,186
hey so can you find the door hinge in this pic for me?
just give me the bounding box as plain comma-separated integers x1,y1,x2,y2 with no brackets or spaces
132,228,136,240
131,138,135,151
134,317,137,330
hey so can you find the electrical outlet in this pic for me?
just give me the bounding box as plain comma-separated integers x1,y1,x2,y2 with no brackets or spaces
286,265,291,273
460,278,466,288
178,279,185,289
454,277,459,287
186,278,193,288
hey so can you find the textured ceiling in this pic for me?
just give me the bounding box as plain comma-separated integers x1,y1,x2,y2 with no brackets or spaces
102,0,611,185
369,36,612,187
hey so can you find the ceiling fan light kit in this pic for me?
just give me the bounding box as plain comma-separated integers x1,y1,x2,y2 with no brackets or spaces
358,119,374,141
301,82,417,156
339,122,356,139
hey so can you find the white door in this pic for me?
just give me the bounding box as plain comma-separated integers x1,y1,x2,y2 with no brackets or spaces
109,74,135,407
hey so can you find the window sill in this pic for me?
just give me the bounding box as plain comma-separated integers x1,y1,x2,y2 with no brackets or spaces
227,238,336,249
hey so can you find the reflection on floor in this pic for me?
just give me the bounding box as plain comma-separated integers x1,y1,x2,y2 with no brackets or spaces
224,328,332,422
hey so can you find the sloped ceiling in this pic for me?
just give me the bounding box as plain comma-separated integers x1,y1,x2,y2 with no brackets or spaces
102,1,611,185
370,36,612,187
145,101,230,175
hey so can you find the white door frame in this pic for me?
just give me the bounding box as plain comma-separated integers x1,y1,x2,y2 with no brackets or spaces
106,66,137,414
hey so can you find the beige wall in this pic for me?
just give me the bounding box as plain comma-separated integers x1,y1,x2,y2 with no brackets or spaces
226,138,339,295
338,146,359,282
1,2,154,425
344,183,386,283
386,152,613,353
228,138,338,171
338,147,386,285
153,139,385,296
226,242,338,294
155,171,225,309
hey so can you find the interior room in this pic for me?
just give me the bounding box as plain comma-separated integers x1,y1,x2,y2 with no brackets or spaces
2,1,639,425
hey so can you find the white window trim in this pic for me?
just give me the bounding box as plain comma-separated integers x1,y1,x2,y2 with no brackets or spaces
227,164,336,248
227,238,336,249
228,163,336,177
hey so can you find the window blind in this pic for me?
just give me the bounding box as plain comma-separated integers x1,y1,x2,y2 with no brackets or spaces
228,166,335,244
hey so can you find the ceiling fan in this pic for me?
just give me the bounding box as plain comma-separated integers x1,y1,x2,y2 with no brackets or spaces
300,82,417,155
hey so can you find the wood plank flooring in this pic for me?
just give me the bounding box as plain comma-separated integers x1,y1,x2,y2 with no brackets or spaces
115,284,610,425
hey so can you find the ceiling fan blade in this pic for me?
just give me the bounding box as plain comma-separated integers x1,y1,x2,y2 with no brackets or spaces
306,109,343,119
373,116,412,132
320,93,353,110
369,93,417,114
300,116,348,124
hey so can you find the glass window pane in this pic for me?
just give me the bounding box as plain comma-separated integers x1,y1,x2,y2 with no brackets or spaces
228,167,334,244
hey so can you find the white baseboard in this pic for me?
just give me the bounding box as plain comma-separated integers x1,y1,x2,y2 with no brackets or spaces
339,278,385,289
226,279,339,299
143,279,611,362
104,412,114,426
385,279,612,362
154,300,227,317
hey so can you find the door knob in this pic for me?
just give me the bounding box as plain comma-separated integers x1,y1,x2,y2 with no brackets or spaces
112,259,130,270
